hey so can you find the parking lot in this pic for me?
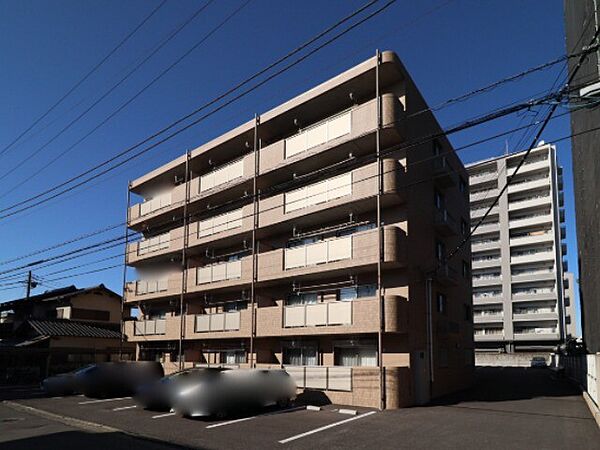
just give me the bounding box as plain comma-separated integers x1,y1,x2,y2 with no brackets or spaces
2,368,599,449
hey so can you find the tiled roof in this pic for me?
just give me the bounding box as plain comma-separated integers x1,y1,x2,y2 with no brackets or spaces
0,284,121,311
27,319,122,339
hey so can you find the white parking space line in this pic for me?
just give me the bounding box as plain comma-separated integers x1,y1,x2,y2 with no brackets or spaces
113,405,137,411
152,412,176,419
278,411,377,444
78,397,132,405
206,406,306,429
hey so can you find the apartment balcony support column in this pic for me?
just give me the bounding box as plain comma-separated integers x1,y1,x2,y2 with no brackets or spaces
250,113,260,369
375,48,386,412
120,183,132,360
178,151,191,370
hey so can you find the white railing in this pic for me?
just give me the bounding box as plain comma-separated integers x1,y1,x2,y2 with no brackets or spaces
134,319,166,335
139,193,172,216
474,310,503,317
513,288,556,296
285,236,352,270
285,366,352,391
138,232,170,256
474,328,504,336
473,291,502,299
196,260,242,284
200,158,244,192
195,311,240,332
284,302,352,328
514,307,556,315
135,278,169,295
285,111,352,159
511,268,554,277
515,327,557,335
285,173,352,213
198,207,243,238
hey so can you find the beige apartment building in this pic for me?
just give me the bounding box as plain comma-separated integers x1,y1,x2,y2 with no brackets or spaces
123,51,474,409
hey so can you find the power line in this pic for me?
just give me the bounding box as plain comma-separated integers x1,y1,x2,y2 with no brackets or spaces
446,26,600,263
0,0,168,159
0,0,396,217
0,0,252,200
0,0,215,183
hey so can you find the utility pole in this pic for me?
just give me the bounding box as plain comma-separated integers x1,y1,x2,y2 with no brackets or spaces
25,271,34,299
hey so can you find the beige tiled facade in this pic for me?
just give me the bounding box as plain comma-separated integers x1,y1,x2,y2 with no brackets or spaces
123,51,474,409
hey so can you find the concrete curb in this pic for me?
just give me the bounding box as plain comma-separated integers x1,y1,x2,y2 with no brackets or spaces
2,400,190,450
582,391,600,429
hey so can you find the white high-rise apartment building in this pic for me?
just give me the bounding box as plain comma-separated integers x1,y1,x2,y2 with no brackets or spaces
467,144,568,352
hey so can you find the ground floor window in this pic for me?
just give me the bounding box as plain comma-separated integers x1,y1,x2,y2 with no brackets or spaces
283,346,318,366
334,345,377,367
220,350,246,365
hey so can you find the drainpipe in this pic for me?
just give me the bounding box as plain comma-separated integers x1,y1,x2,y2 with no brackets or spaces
250,113,260,368
178,152,191,371
120,184,131,361
375,49,386,411
426,275,434,398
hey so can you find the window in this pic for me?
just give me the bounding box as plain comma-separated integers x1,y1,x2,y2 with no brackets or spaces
283,346,317,366
435,240,446,262
434,190,444,210
221,350,246,365
224,301,248,312
339,284,377,301
461,219,468,236
286,293,318,306
436,293,447,315
334,345,377,367
462,260,470,278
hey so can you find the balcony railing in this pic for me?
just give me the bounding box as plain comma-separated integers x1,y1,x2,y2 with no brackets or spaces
138,193,171,217
138,233,170,256
135,279,169,295
284,172,352,213
134,319,166,336
195,312,240,332
285,366,352,391
284,111,351,159
283,302,352,328
199,158,244,192
284,236,352,270
514,327,557,335
198,207,243,238
196,260,242,284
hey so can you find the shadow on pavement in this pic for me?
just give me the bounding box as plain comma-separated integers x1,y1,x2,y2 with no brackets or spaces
430,367,581,406
1,430,187,450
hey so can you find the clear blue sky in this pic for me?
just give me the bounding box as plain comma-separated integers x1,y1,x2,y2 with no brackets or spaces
0,1,581,334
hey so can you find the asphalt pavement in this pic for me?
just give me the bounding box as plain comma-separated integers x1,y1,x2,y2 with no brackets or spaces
1,367,598,449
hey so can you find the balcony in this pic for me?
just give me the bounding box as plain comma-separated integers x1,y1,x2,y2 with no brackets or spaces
471,240,500,252
507,177,549,194
509,213,553,230
510,271,556,284
510,158,549,175
512,290,557,302
510,250,555,265
433,156,456,187
259,94,405,177
470,188,499,203
473,313,504,324
474,329,504,341
472,258,501,270
471,205,499,220
258,226,406,283
124,274,182,303
470,171,497,186
513,329,559,341
129,188,184,228
472,276,502,288
127,231,181,265
256,295,407,337
434,209,458,236
188,204,254,249
509,232,553,248
258,159,405,230
508,195,551,212
187,309,251,339
472,221,500,236
512,312,558,322
472,293,504,305
187,257,253,294
124,317,180,341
